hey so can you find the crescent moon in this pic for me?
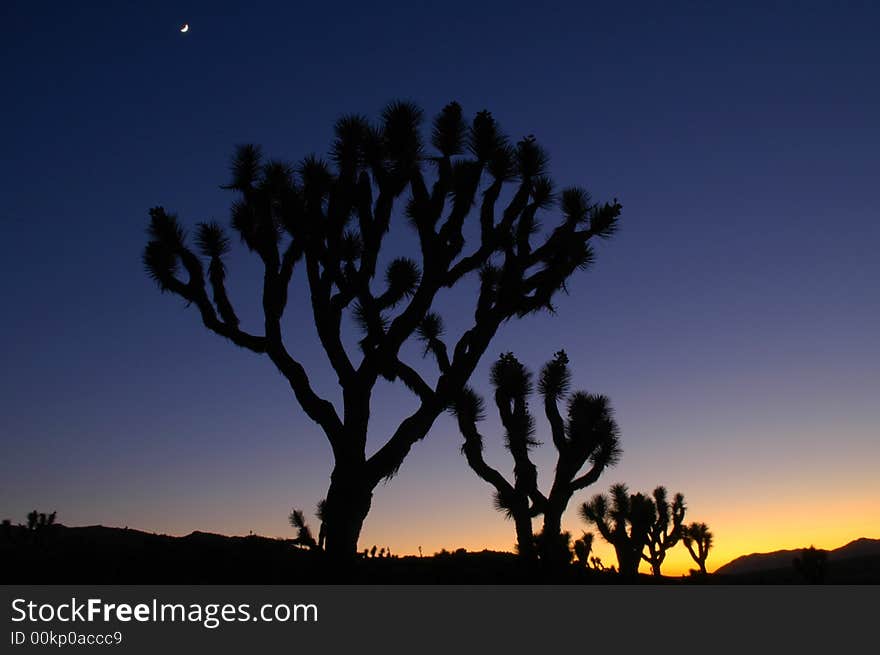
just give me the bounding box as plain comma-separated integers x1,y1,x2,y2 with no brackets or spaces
180,24,189,33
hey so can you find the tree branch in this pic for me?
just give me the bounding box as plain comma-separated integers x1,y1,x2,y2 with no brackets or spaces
391,359,437,404
570,462,605,493
170,249,268,353
365,402,443,486
456,411,516,500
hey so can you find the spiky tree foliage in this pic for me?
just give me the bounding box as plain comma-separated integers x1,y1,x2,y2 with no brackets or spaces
681,521,713,575
289,509,317,549
573,532,594,567
642,486,686,576
537,352,622,564
452,351,621,565
143,100,622,560
289,501,327,551
580,484,655,579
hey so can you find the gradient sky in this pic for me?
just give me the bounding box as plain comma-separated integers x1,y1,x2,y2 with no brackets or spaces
2,1,878,575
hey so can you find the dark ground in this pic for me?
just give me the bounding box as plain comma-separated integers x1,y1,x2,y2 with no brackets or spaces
2,525,878,584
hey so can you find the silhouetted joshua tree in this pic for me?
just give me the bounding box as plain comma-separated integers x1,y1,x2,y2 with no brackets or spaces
580,484,654,579
452,351,621,564
793,546,827,584
143,100,622,560
573,532,594,568
289,509,317,549
289,501,326,551
681,521,713,575
642,487,686,576
26,510,56,531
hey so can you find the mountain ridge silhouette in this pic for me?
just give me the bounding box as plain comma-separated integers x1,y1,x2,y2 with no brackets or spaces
715,537,880,575
5,522,878,583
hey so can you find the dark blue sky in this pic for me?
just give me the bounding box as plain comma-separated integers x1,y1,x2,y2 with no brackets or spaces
2,1,878,567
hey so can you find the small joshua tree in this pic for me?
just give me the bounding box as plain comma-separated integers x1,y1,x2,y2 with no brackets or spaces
793,546,827,584
573,532,594,568
681,522,713,575
642,487,686,576
289,509,317,549
452,351,621,565
142,100,622,561
289,501,325,551
26,510,56,531
580,484,655,580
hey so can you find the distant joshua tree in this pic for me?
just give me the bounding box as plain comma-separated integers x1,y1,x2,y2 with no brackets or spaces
26,510,56,531
642,487,686,576
580,484,655,579
142,100,622,560
289,501,325,551
681,522,713,575
573,532,594,568
289,509,317,549
793,545,827,584
452,351,621,565
589,556,607,571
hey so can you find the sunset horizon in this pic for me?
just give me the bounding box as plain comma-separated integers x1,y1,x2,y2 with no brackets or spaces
3,2,878,589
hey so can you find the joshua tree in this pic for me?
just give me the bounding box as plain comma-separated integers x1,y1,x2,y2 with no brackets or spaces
681,521,713,575
452,351,621,564
589,556,607,571
289,500,326,551
26,510,56,531
573,532,594,567
793,545,827,584
143,100,622,560
289,509,317,549
642,486,686,576
580,484,655,579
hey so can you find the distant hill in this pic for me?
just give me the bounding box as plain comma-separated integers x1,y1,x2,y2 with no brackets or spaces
4,523,879,583
0,523,613,584
714,538,880,581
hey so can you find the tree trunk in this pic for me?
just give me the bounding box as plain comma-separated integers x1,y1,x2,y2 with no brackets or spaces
539,496,570,566
615,544,641,581
513,507,536,561
323,465,373,564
